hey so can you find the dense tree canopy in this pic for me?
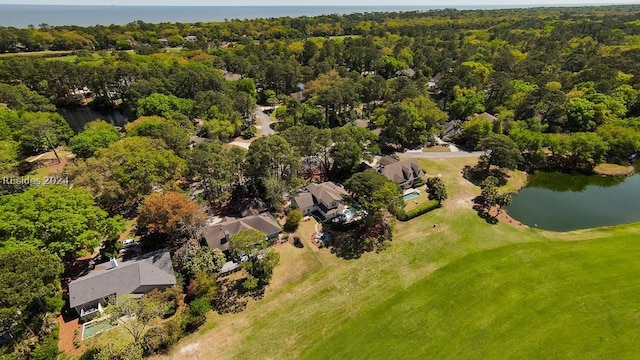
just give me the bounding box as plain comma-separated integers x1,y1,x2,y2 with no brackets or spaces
0,248,63,344
65,136,186,213
0,185,124,260
69,120,120,158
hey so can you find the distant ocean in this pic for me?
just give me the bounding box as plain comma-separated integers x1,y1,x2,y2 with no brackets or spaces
0,4,602,28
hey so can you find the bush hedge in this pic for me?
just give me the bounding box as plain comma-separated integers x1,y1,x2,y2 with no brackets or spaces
396,200,440,221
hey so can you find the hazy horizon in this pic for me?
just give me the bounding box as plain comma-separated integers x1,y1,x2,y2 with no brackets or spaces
0,0,638,6
0,1,637,28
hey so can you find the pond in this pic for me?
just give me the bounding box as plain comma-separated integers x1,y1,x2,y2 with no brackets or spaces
58,107,128,133
506,169,640,232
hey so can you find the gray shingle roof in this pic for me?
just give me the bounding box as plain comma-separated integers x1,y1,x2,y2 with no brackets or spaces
292,192,314,210
381,159,424,184
68,250,176,309
203,213,281,251
305,182,347,206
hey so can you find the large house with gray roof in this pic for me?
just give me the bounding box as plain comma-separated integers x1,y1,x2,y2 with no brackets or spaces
378,157,425,190
68,250,176,319
202,213,282,252
290,182,348,221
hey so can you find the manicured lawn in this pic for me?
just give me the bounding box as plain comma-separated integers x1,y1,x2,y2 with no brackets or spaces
153,157,640,360
422,145,451,152
301,237,640,359
403,187,430,212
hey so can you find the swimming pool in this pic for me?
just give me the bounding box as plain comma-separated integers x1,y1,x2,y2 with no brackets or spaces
82,317,117,340
342,207,357,221
403,191,420,201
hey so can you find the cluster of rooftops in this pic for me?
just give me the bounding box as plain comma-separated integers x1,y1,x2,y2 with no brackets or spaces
68,157,425,318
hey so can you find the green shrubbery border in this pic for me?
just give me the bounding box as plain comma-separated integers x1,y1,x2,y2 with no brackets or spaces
396,200,440,221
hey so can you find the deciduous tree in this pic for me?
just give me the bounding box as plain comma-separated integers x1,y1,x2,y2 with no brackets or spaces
228,229,268,259
65,137,186,213
137,192,205,240
69,120,120,158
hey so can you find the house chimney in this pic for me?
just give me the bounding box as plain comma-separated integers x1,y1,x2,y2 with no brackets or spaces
110,258,118,269
224,230,230,242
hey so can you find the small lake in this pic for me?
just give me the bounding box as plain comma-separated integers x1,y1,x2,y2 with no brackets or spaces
506,169,640,232
58,107,128,133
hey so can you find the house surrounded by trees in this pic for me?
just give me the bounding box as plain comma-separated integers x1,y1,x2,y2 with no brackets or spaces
202,213,282,253
290,182,349,221
68,250,176,319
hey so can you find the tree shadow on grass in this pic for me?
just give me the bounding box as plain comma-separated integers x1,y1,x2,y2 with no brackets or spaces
462,165,509,187
472,200,499,225
329,215,393,260
212,278,248,314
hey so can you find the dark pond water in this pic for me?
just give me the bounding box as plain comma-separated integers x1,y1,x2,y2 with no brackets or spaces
58,107,128,133
506,169,640,232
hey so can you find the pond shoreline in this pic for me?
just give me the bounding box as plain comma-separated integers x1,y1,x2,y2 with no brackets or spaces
501,164,637,230
504,167,640,232
593,163,635,176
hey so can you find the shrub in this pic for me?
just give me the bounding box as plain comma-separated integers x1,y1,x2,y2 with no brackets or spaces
142,319,183,356
414,177,426,187
241,125,257,139
181,298,211,333
31,325,60,360
189,298,211,319
396,200,440,221
284,209,303,232
243,274,259,291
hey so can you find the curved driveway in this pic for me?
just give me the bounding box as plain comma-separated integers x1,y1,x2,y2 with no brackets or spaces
256,106,275,136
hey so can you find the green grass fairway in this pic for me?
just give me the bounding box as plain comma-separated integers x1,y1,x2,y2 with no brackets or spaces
301,237,640,359
153,158,640,360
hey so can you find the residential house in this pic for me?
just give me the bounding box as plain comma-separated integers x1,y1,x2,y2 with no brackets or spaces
291,182,348,221
378,157,425,189
290,91,305,101
202,213,282,252
238,198,268,217
469,112,498,123
443,120,462,141
223,71,242,81
428,72,444,89
184,35,198,42
395,68,416,78
157,38,169,47
68,250,176,319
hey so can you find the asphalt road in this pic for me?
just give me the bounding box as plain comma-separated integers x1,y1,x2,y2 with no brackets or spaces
396,150,483,159
256,106,275,136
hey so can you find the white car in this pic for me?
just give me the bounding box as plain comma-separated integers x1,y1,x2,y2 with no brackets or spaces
122,239,137,248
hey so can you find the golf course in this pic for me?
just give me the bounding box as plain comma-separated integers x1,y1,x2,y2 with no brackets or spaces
156,157,640,360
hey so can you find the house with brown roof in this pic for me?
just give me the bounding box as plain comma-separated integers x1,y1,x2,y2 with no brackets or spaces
290,182,348,221
68,250,176,319
378,157,425,190
238,198,268,217
202,213,282,252
469,112,498,123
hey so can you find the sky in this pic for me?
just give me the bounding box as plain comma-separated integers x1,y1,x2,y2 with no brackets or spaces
0,0,638,5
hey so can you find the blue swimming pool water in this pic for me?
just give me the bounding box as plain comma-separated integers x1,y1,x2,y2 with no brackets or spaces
403,192,420,201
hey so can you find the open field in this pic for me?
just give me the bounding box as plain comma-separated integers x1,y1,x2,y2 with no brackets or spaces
302,237,640,359
152,157,640,360
422,145,451,152
0,50,73,58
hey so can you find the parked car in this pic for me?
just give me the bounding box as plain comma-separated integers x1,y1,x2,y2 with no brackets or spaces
122,239,137,248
